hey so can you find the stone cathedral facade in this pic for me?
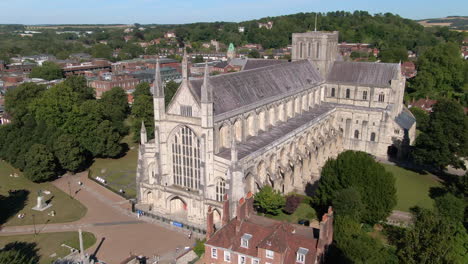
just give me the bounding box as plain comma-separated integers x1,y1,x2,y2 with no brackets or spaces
136,31,416,231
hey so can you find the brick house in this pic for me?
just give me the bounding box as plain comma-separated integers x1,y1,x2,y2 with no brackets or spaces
203,193,334,264
89,74,140,98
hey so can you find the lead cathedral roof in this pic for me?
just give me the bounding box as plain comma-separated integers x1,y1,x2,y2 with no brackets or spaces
188,60,399,117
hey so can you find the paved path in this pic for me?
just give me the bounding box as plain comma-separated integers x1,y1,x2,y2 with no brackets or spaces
0,172,193,264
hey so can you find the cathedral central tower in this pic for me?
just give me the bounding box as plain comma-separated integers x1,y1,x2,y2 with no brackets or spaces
292,31,339,77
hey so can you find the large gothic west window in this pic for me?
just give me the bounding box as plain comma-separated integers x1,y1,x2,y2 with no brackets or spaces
171,126,201,190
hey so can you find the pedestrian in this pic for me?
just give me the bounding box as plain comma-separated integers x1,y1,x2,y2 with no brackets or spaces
188,231,192,240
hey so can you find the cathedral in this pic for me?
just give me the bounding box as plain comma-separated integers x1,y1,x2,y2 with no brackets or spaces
135,31,416,232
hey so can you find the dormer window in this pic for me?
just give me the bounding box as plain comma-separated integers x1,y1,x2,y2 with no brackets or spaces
266,249,274,259
296,247,308,263
241,233,252,248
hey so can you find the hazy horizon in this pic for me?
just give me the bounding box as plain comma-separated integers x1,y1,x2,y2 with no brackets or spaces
0,0,466,25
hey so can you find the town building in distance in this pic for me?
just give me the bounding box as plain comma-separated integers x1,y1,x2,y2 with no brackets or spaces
135,31,416,232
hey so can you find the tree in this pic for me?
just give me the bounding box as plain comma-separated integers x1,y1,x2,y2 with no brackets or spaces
396,208,468,264
378,47,408,63
100,87,129,133
23,144,57,182
165,80,180,105
193,55,204,63
91,43,113,59
412,99,468,169
254,185,285,215
409,42,467,102
0,242,40,264
29,61,63,81
314,151,397,224
4,82,46,123
409,107,429,132
284,195,302,214
332,215,398,264
332,187,364,221
63,75,95,100
54,134,88,172
248,50,261,58
434,193,465,222
131,82,154,142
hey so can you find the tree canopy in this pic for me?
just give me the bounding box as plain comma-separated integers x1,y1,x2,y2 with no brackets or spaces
29,61,64,81
254,185,286,215
314,150,397,224
0,77,127,181
408,42,468,104
412,99,468,170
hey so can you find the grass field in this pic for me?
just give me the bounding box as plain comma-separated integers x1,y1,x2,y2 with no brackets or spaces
0,231,96,264
265,203,317,223
382,163,442,212
0,161,87,227
89,134,138,198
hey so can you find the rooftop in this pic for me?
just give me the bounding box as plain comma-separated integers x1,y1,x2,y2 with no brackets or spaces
190,60,323,116
217,103,335,160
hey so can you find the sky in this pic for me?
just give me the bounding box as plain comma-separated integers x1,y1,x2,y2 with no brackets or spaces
0,0,466,25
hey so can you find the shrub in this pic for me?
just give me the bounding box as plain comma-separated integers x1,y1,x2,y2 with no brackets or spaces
284,195,303,214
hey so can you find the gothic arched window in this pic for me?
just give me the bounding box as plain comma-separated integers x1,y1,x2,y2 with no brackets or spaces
171,126,201,190
362,91,368,100
216,178,226,202
354,130,359,139
370,132,376,142
331,87,336,97
346,89,351,99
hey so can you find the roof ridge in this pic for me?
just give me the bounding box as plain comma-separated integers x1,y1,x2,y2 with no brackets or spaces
208,59,298,79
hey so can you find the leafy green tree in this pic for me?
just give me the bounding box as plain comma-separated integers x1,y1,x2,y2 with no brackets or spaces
332,215,398,264
396,208,468,264
409,107,429,132
53,134,88,172
63,75,95,100
248,50,261,58
165,80,180,106
87,120,122,158
4,83,46,123
29,61,64,81
23,144,57,182
378,47,408,63
0,242,40,264
409,42,467,101
91,43,113,59
314,151,397,224
30,83,81,128
193,55,204,63
332,187,364,221
434,193,465,222
100,87,129,134
412,99,468,169
131,82,154,142
254,185,285,215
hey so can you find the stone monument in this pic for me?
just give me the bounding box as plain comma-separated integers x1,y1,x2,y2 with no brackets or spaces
32,189,52,211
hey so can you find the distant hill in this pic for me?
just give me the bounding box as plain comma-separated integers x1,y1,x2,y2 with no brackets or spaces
417,16,468,31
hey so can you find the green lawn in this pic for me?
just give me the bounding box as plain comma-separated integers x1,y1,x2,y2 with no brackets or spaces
89,134,138,198
0,231,96,264
0,161,87,227
265,203,317,223
382,163,442,212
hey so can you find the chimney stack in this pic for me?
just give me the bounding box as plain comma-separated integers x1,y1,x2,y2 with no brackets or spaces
222,194,230,226
206,206,214,239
